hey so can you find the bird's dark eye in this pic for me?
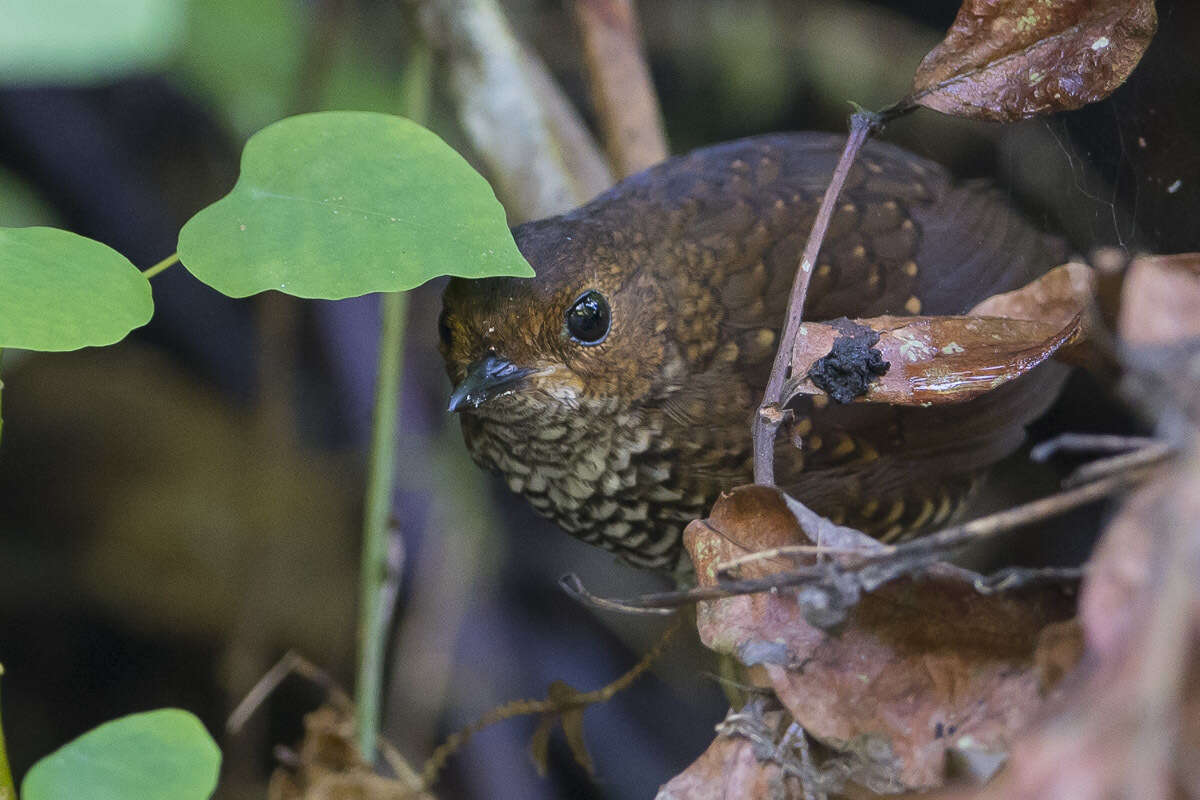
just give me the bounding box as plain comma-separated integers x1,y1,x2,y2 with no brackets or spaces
437,309,453,349
565,290,610,345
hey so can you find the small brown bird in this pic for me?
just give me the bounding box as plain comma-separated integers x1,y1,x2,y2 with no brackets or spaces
439,134,1068,569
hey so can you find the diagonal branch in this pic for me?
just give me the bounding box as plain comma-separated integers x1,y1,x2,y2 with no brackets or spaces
564,464,1158,615
752,111,882,484
570,0,669,177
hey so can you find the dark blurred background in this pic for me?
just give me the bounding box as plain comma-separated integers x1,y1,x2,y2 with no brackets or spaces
0,1,1196,798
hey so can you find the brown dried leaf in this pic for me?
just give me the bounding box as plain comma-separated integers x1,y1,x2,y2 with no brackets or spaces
911,0,1156,122
787,313,1078,407
969,262,1097,330
1118,252,1200,346
929,444,1200,800
655,708,803,800
970,261,1101,366
684,486,1073,791
267,705,430,800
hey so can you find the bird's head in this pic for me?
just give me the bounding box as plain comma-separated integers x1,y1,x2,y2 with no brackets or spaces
439,215,678,421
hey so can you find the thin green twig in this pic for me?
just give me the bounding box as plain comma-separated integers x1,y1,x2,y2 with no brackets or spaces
356,290,409,760
141,252,180,280
356,37,432,759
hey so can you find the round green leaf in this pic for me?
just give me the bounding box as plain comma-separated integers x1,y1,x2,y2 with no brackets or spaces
0,0,186,85
177,112,534,300
21,709,220,800
0,227,153,351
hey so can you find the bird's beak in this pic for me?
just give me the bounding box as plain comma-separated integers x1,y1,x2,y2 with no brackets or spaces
448,354,536,412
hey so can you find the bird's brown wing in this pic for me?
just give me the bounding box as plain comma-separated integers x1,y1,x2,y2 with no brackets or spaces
587,133,1068,378
617,133,1070,535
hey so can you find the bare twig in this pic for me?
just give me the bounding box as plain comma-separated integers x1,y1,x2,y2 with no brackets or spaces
717,543,879,578
416,615,680,790
417,0,612,219
753,111,882,485
971,566,1084,594
559,573,676,615
571,467,1151,613
519,46,615,198
227,650,350,734
1062,440,1172,487
786,723,821,800
1030,432,1162,462
380,739,428,794
570,0,668,177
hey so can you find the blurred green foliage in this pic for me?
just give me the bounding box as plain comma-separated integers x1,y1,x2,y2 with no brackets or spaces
173,0,305,135
0,169,58,230
174,0,408,137
0,0,186,84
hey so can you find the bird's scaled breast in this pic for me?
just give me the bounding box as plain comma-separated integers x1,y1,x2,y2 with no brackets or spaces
461,396,713,568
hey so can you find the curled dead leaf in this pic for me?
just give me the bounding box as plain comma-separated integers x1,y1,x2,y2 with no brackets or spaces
787,263,1095,407
684,486,1074,792
786,313,1078,407
969,262,1097,332
970,261,1101,367
911,0,1157,121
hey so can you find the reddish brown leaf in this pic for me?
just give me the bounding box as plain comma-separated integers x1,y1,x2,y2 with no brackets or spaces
786,313,1078,407
655,708,804,800
911,0,1156,122
970,261,1100,366
267,704,432,800
1118,253,1200,346
684,486,1073,791
929,444,1200,800
969,262,1097,330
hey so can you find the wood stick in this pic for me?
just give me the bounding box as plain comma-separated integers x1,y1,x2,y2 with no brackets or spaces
571,0,669,177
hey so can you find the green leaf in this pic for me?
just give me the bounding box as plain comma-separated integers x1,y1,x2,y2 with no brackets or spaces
0,227,153,351
21,709,220,800
177,112,533,300
0,0,186,85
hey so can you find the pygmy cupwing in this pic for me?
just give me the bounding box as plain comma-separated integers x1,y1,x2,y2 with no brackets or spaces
439,133,1068,570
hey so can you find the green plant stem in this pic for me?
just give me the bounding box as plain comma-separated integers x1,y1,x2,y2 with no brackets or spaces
0,665,16,800
355,290,409,760
355,35,432,761
141,252,180,280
